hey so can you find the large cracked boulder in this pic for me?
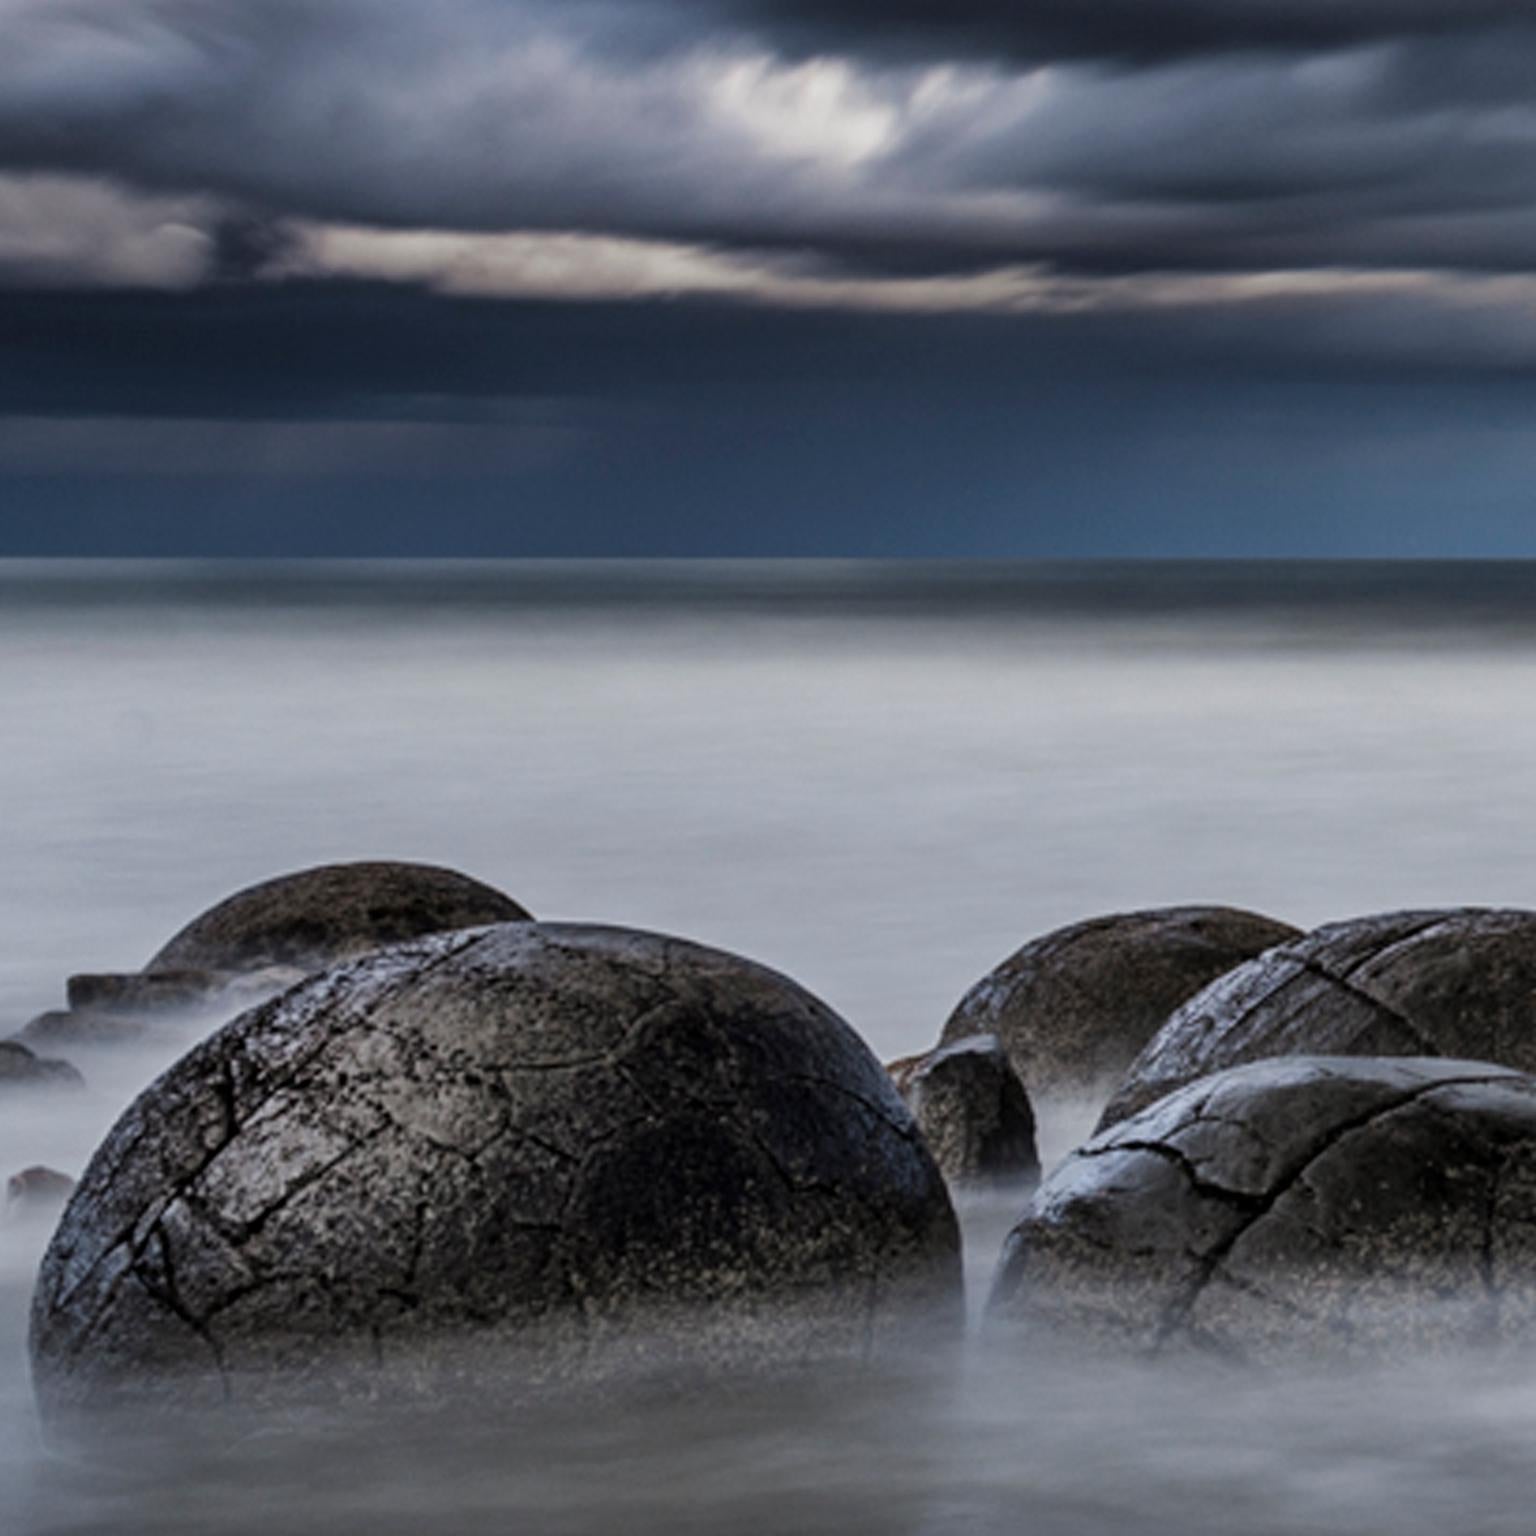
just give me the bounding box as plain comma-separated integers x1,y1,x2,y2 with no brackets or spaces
942,906,1298,1100
990,1056,1536,1363
888,1035,1040,1191
31,924,961,1432
1101,908,1536,1129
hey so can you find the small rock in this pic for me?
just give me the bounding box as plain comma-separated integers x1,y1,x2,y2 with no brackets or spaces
991,1056,1536,1363
1101,907,1536,1128
943,906,1298,1101
889,1035,1040,1191
7,1167,76,1220
0,1041,83,1091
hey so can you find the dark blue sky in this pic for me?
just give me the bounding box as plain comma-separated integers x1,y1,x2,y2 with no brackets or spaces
5,1,1536,555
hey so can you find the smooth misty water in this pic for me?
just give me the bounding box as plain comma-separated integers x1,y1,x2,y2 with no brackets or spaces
8,560,1536,1533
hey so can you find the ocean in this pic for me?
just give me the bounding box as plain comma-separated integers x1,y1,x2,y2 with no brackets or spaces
6,559,1536,1533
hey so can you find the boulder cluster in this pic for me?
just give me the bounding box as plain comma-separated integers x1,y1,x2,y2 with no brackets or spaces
18,874,1536,1439
20,866,961,1435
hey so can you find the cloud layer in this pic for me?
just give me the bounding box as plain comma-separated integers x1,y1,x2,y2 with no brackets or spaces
8,0,1536,296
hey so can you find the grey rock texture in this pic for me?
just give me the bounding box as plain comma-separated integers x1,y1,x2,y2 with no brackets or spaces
888,1035,1040,1191
0,1040,82,1091
1101,908,1536,1129
943,906,1298,1099
145,861,531,975
991,1057,1536,1363
31,924,961,1428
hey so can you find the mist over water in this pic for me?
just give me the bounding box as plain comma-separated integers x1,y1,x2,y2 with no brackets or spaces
7,560,1536,1532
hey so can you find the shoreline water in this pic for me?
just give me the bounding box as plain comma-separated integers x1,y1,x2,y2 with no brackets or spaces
6,560,1536,1531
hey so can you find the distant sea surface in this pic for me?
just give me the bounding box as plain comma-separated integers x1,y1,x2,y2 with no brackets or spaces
7,559,1536,1534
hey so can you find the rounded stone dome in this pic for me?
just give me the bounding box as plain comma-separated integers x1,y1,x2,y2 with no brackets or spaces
144,861,531,976
32,924,961,1431
991,1056,1536,1363
942,906,1298,1099
1101,908,1536,1128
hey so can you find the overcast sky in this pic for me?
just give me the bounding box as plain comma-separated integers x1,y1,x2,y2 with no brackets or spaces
6,0,1536,555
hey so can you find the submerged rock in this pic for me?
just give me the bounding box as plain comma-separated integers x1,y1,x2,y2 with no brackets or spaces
31,924,961,1430
6,1167,76,1221
991,1056,1536,1363
144,860,531,976
1101,908,1536,1128
888,1035,1039,1191
942,906,1298,1100
17,1010,154,1050
0,1041,82,1091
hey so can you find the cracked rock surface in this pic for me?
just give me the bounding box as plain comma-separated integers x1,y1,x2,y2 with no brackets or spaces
990,1056,1536,1363
942,907,1298,1099
1101,908,1536,1129
144,860,531,976
888,1035,1040,1191
31,923,961,1429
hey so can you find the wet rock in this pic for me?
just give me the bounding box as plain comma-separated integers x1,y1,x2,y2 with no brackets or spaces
0,1040,83,1091
991,1056,1536,1363
942,906,1298,1099
888,1035,1040,1191
1101,908,1536,1129
6,1167,76,1221
32,924,962,1429
144,860,531,976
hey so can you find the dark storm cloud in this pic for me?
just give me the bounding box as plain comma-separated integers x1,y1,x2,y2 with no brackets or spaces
731,0,1536,64
6,0,1536,287
8,279,1536,558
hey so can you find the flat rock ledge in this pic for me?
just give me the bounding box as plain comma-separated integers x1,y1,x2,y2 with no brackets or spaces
942,906,1298,1100
991,1056,1536,1364
1102,908,1536,1128
888,1035,1040,1191
31,923,961,1436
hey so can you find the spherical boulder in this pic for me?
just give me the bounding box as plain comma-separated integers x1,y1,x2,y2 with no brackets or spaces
888,1035,1039,1191
991,1056,1536,1363
144,860,531,976
1101,908,1536,1129
942,906,1298,1100
31,924,961,1431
